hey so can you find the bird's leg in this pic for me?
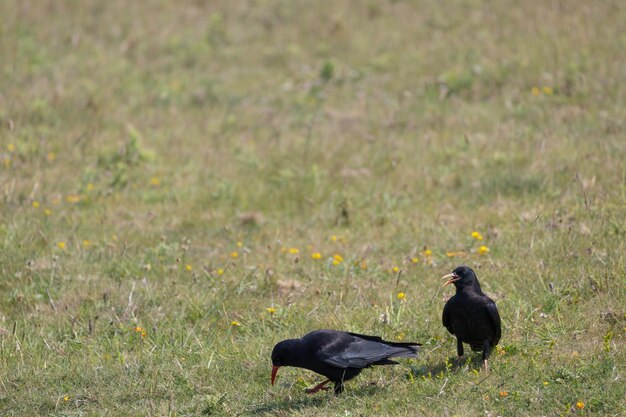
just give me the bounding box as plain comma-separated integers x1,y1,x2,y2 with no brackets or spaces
455,338,464,367
482,340,491,372
332,370,347,396
305,379,331,394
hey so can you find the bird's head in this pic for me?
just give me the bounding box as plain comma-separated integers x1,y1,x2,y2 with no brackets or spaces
441,266,480,291
270,339,298,385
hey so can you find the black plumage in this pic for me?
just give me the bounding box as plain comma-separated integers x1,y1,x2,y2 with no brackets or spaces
271,329,420,394
441,266,501,370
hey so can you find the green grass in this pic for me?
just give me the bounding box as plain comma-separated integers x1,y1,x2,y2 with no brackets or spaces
1,0,625,415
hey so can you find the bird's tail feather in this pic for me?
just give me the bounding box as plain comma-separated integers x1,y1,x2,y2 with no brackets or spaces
384,341,422,348
389,349,419,359
385,341,421,354
386,342,421,359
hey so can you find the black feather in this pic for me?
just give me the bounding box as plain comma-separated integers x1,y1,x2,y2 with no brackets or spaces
441,266,502,364
271,329,420,394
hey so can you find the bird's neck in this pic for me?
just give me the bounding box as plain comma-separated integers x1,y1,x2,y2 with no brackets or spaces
456,283,483,295
284,339,307,367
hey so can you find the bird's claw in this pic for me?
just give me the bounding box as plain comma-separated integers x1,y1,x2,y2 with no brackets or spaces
454,356,464,368
305,386,330,394
305,379,332,394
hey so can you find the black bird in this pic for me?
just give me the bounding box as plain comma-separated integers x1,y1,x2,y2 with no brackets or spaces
271,329,420,395
441,266,501,371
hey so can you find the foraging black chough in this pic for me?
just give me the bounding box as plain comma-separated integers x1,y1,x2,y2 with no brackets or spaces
441,266,501,371
271,329,421,395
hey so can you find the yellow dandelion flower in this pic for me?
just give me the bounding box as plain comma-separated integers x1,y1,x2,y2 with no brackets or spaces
471,231,483,240
57,242,66,250
266,307,276,314
397,292,406,300
111,234,118,241
542,86,554,95
395,332,405,341
216,268,224,275
499,390,508,397
82,239,91,247
134,326,143,333
330,235,338,242
478,245,490,255
236,241,243,247
230,251,239,258
543,381,549,386
185,264,192,271
575,401,585,410
311,252,322,260
32,201,40,208
423,249,432,256
410,257,419,264
333,254,344,263
392,266,400,273
44,208,52,216
150,177,161,186
66,194,81,203
7,143,15,152
63,395,69,402
531,87,540,96
47,151,56,161
86,182,94,191
170,80,182,91
230,320,241,327
288,248,299,255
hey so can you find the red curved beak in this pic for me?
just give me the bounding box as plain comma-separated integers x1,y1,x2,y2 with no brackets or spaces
441,272,460,288
271,365,280,385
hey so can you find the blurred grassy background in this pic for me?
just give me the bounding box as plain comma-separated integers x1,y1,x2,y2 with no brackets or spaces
1,0,624,415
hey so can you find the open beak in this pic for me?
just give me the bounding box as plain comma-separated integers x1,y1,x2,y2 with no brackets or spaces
441,272,460,288
271,365,280,385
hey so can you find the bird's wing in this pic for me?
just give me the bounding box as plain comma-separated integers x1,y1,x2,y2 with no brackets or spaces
318,334,419,369
485,301,502,345
345,332,421,349
442,301,454,335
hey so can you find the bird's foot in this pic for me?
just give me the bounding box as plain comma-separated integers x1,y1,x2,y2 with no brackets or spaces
483,359,489,372
305,386,330,394
305,379,331,394
454,356,464,368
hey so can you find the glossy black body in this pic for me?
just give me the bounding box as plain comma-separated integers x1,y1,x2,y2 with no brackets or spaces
271,329,420,394
442,266,502,361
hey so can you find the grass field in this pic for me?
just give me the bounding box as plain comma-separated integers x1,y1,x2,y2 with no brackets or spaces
1,0,625,415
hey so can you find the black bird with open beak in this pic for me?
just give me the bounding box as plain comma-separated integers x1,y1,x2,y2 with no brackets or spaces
441,266,501,371
271,329,420,395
